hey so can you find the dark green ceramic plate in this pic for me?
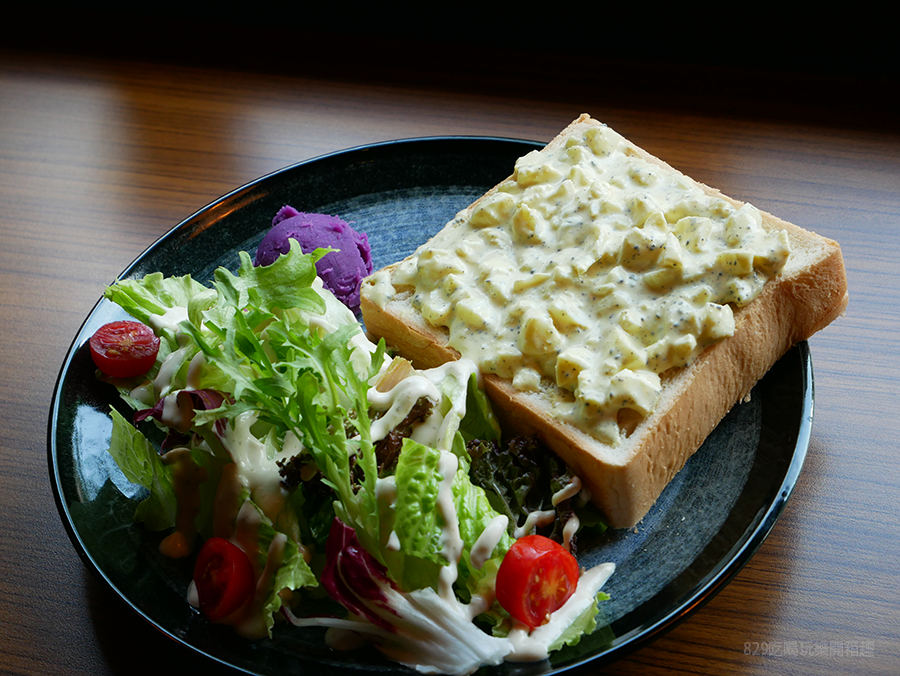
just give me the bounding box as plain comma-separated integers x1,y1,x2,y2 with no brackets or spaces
48,138,812,675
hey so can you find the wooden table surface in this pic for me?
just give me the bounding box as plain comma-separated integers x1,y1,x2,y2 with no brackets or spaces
1,31,898,676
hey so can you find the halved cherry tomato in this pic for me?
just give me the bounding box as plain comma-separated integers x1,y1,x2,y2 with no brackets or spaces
89,320,160,378
495,534,579,630
193,537,255,621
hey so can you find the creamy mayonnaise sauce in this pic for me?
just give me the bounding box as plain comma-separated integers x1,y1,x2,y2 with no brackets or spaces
363,124,791,444
368,359,480,452
552,476,582,551
220,411,293,524
153,343,192,399
469,515,509,570
147,304,189,335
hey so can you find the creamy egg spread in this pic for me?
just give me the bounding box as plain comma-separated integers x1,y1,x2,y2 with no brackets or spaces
363,123,791,445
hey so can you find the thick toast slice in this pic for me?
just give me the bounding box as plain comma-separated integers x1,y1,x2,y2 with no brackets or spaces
360,114,848,528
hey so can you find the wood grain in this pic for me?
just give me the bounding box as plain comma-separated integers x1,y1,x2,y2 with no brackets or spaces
1,44,897,676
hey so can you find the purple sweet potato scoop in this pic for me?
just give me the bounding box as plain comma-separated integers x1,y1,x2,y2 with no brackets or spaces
255,205,373,311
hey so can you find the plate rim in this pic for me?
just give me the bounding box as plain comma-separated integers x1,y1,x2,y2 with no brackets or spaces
46,135,812,675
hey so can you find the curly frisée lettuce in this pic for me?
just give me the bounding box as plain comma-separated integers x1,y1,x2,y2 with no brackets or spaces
96,241,614,674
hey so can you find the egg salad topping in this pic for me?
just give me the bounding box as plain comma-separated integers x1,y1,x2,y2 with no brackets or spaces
364,124,791,445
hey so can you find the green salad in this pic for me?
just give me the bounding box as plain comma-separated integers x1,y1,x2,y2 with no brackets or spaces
91,240,614,675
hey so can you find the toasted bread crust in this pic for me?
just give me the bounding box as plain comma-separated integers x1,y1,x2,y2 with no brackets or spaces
361,115,848,528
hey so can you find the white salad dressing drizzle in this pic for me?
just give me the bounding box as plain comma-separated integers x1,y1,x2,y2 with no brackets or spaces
436,450,463,604
160,393,188,431
432,361,479,450
153,343,192,398
552,476,582,506
367,359,480,451
149,306,192,398
148,304,189,335
513,510,557,539
185,351,205,390
375,475,402,552
561,515,580,553
220,410,293,524
368,374,442,443
204,411,315,582
509,477,584,547
552,476,582,552
469,515,509,570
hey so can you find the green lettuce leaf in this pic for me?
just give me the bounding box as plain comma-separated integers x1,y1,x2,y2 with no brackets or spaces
547,591,611,652
106,407,176,531
459,372,501,443
238,497,318,636
386,436,513,599
393,438,444,563
452,453,513,606
103,272,208,325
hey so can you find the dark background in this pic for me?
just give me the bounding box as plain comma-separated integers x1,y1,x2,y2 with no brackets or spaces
12,9,898,131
